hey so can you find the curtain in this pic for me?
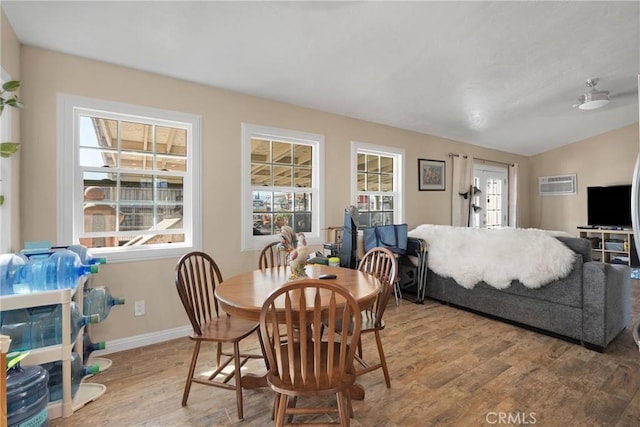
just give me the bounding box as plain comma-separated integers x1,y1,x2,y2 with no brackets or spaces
451,154,474,226
508,163,519,227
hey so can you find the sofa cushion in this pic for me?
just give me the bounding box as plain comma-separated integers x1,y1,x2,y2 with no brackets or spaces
555,236,592,262
473,254,583,308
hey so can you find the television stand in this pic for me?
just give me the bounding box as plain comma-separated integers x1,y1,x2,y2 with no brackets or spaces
577,228,638,267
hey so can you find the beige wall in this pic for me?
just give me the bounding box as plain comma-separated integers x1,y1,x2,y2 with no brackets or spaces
18,45,530,344
529,124,640,234
1,9,22,251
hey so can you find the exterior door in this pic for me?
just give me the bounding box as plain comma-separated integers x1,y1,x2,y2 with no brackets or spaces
472,164,508,228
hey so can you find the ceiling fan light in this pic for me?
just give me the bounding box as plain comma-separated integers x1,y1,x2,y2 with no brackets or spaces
578,91,610,110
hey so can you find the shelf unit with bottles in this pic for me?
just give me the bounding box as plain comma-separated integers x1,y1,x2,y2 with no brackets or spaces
0,286,106,419
577,228,638,267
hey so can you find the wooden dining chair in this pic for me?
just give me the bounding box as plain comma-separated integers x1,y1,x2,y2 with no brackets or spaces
351,246,397,388
259,241,289,269
259,279,362,426
174,251,263,420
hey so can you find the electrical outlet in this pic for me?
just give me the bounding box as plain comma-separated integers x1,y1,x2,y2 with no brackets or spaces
134,300,145,316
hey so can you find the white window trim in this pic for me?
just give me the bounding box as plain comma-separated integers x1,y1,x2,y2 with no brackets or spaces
57,93,202,263
241,123,325,251
350,141,405,224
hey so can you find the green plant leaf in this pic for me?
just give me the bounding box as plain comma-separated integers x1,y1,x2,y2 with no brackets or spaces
0,142,20,158
0,195,4,206
1,80,21,92
6,351,30,371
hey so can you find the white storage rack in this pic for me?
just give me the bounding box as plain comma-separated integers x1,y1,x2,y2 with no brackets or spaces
0,282,106,419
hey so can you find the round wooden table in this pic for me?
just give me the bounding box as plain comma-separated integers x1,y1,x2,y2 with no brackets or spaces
216,264,381,322
215,264,381,399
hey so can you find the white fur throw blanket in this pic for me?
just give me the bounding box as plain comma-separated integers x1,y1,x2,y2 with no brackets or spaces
407,224,575,290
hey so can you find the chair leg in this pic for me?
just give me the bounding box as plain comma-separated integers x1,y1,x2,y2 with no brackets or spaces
182,341,201,406
374,330,391,388
336,391,350,427
286,396,297,424
275,394,288,427
216,342,222,367
271,393,278,420
357,336,363,359
233,342,244,420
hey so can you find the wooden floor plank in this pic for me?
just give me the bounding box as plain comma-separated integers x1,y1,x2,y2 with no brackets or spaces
49,281,640,426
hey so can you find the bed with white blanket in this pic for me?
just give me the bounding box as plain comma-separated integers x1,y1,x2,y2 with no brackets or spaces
405,224,631,351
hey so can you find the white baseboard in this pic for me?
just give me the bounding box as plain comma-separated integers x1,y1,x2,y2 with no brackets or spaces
92,325,192,357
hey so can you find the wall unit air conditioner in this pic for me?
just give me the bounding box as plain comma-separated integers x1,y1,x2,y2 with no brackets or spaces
538,174,577,195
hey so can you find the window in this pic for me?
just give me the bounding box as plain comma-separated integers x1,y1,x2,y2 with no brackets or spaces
242,123,324,251
58,94,201,262
351,142,404,227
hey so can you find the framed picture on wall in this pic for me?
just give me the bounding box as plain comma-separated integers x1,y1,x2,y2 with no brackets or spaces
418,158,445,191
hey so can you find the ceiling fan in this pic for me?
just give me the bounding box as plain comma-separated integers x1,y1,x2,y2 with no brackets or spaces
573,78,610,110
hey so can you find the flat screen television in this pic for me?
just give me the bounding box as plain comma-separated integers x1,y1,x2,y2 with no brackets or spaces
587,184,632,228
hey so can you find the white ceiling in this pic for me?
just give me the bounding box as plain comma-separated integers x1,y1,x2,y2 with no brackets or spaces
3,1,639,156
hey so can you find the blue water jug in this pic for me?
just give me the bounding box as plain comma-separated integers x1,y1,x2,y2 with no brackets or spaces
0,309,31,352
83,286,125,322
18,250,98,292
42,352,100,402
0,253,28,295
2,302,99,351
6,361,49,427
57,244,107,266
30,302,98,348
83,333,106,363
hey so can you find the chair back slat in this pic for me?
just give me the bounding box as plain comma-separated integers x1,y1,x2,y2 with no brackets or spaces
259,241,289,269
358,247,398,327
260,279,361,392
175,251,224,336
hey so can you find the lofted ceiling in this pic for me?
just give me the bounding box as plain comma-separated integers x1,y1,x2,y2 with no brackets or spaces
2,1,639,156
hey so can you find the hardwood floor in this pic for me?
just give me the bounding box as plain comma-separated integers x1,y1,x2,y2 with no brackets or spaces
51,282,640,426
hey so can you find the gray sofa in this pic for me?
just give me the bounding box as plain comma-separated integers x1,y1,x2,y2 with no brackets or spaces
406,236,631,352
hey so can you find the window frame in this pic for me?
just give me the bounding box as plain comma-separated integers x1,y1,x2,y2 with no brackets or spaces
241,123,325,251
350,141,405,225
57,94,202,263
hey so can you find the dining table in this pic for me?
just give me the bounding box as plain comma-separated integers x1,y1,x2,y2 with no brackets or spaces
215,264,381,400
